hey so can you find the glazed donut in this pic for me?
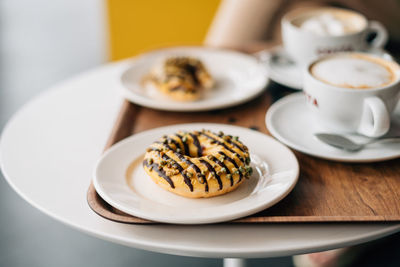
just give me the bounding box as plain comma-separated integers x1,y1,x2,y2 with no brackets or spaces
146,57,214,102
143,130,252,198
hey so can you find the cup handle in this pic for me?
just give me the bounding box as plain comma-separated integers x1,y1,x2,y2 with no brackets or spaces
358,97,390,137
366,21,388,49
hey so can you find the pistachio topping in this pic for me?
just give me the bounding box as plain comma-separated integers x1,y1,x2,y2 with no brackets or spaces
239,166,245,174
145,129,251,195
197,176,205,184
245,166,253,176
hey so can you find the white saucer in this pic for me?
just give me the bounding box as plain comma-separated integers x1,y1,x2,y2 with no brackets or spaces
120,47,268,112
93,123,299,224
259,46,394,90
266,93,400,162
257,46,303,90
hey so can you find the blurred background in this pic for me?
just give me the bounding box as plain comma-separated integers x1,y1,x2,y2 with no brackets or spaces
0,0,293,266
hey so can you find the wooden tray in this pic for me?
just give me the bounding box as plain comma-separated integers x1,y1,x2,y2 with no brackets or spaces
87,82,400,224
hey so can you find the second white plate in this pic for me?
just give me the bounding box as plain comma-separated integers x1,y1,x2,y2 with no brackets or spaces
120,47,268,111
93,123,299,224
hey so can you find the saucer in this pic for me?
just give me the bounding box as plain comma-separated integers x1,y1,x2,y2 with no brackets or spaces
120,47,268,112
257,46,303,90
266,93,400,162
258,46,394,91
93,123,299,224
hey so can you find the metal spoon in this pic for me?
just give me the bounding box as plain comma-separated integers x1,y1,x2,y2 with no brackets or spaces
314,133,400,151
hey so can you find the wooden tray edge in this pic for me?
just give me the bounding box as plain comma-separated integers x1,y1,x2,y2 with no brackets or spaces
87,180,400,224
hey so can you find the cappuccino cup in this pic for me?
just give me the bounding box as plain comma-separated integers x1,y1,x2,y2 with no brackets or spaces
303,52,400,137
282,7,388,66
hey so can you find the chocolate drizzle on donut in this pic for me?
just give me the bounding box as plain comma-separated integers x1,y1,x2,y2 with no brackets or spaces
189,132,202,157
142,160,175,188
175,134,189,155
166,138,180,148
210,155,233,186
225,139,246,153
175,153,209,192
218,151,243,181
200,159,223,190
200,132,246,163
160,152,194,192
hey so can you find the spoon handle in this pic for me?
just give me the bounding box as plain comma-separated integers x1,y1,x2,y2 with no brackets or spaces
366,137,400,145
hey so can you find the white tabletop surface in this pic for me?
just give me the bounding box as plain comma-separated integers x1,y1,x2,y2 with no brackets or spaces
1,61,399,258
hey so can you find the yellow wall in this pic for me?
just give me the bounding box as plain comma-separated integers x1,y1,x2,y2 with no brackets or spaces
107,0,221,60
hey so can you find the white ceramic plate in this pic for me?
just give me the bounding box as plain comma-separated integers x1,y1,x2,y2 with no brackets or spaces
93,123,299,224
120,47,268,111
266,93,400,162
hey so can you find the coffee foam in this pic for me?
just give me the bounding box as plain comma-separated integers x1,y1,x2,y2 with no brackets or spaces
310,55,396,89
293,9,365,36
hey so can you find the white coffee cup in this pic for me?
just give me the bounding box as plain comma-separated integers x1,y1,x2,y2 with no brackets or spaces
282,7,388,66
303,52,400,137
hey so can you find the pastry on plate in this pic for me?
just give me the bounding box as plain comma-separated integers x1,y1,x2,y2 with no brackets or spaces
143,129,252,198
146,56,214,101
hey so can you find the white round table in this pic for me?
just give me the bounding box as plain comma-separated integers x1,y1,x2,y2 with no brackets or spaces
1,62,399,261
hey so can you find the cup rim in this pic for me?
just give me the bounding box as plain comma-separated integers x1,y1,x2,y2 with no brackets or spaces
282,7,368,37
305,52,400,92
